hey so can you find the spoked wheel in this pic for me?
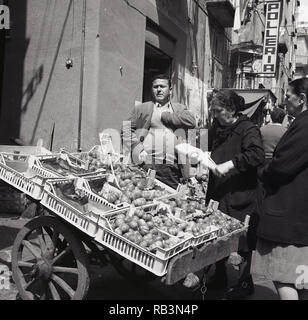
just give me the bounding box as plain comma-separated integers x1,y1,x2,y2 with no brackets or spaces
12,216,90,300
108,251,156,284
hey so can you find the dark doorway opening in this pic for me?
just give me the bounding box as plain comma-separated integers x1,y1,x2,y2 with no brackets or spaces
143,42,173,102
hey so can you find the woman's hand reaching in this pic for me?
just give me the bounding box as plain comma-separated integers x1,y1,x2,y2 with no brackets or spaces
213,160,235,178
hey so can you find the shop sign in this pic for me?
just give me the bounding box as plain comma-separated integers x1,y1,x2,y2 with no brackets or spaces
261,1,281,76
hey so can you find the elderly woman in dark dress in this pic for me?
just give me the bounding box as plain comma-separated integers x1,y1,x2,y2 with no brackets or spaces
206,89,265,299
252,78,308,300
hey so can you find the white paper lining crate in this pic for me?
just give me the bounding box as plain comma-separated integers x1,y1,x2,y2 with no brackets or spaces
0,153,49,200
95,204,193,275
40,178,121,236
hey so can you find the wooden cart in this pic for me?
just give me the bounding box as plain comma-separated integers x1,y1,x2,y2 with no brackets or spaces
0,146,247,300
10,208,247,300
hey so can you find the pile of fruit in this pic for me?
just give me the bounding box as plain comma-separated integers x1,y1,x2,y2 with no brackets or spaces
109,207,182,251
157,197,244,238
111,165,172,206
86,177,122,205
160,197,207,218
186,206,244,237
82,146,120,172
153,213,216,238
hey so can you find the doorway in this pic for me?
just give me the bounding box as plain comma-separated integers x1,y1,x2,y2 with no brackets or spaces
142,43,173,102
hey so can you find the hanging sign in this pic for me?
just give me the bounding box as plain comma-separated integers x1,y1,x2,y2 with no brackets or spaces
261,1,281,76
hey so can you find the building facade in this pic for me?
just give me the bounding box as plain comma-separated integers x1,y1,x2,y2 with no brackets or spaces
295,19,308,78
0,0,236,151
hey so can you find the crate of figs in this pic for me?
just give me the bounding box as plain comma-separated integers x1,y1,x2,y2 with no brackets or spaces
151,203,220,247
0,153,56,200
83,164,178,208
40,177,121,237
34,149,109,178
159,196,245,244
95,203,193,276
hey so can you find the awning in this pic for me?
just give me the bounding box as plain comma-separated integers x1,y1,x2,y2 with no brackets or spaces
240,97,264,118
232,89,277,105
229,89,277,126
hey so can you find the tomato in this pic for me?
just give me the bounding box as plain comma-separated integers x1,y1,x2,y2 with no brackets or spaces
135,234,143,245
146,221,155,229
144,213,153,222
134,208,144,218
139,226,150,236
154,240,164,248
115,218,125,228
167,227,179,236
120,224,130,234
124,216,132,224
133,198,147,207
137,219,147,226
139,241,148,249
129,221,138,230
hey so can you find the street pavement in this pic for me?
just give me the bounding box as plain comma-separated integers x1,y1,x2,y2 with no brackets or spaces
0,212,278,300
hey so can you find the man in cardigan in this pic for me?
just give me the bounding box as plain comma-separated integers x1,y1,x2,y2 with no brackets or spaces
260,108,287,162
122,74,196,189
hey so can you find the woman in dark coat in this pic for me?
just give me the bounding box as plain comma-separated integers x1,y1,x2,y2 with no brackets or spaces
252,78,308,300
207,89,265,299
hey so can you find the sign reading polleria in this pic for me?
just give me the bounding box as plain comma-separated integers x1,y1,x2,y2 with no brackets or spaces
262,1,281,76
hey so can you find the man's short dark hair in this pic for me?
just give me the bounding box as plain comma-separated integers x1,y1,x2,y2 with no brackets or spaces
271,108,286,124
151,74,172,88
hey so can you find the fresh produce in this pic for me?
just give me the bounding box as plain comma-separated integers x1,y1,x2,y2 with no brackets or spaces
152,212,216,238
86,146,120,172
205,209,243,236
109,208,182,251
184,207,243,237
111,166,171,206
158,198,243,238
160,197,207,218
152,214,188,238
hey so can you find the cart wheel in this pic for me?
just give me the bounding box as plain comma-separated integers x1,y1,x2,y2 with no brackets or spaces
108,252,156,283
11,216,90,300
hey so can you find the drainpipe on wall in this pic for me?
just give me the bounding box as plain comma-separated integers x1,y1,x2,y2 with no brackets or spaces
77,0,87,152
0,0,8,117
